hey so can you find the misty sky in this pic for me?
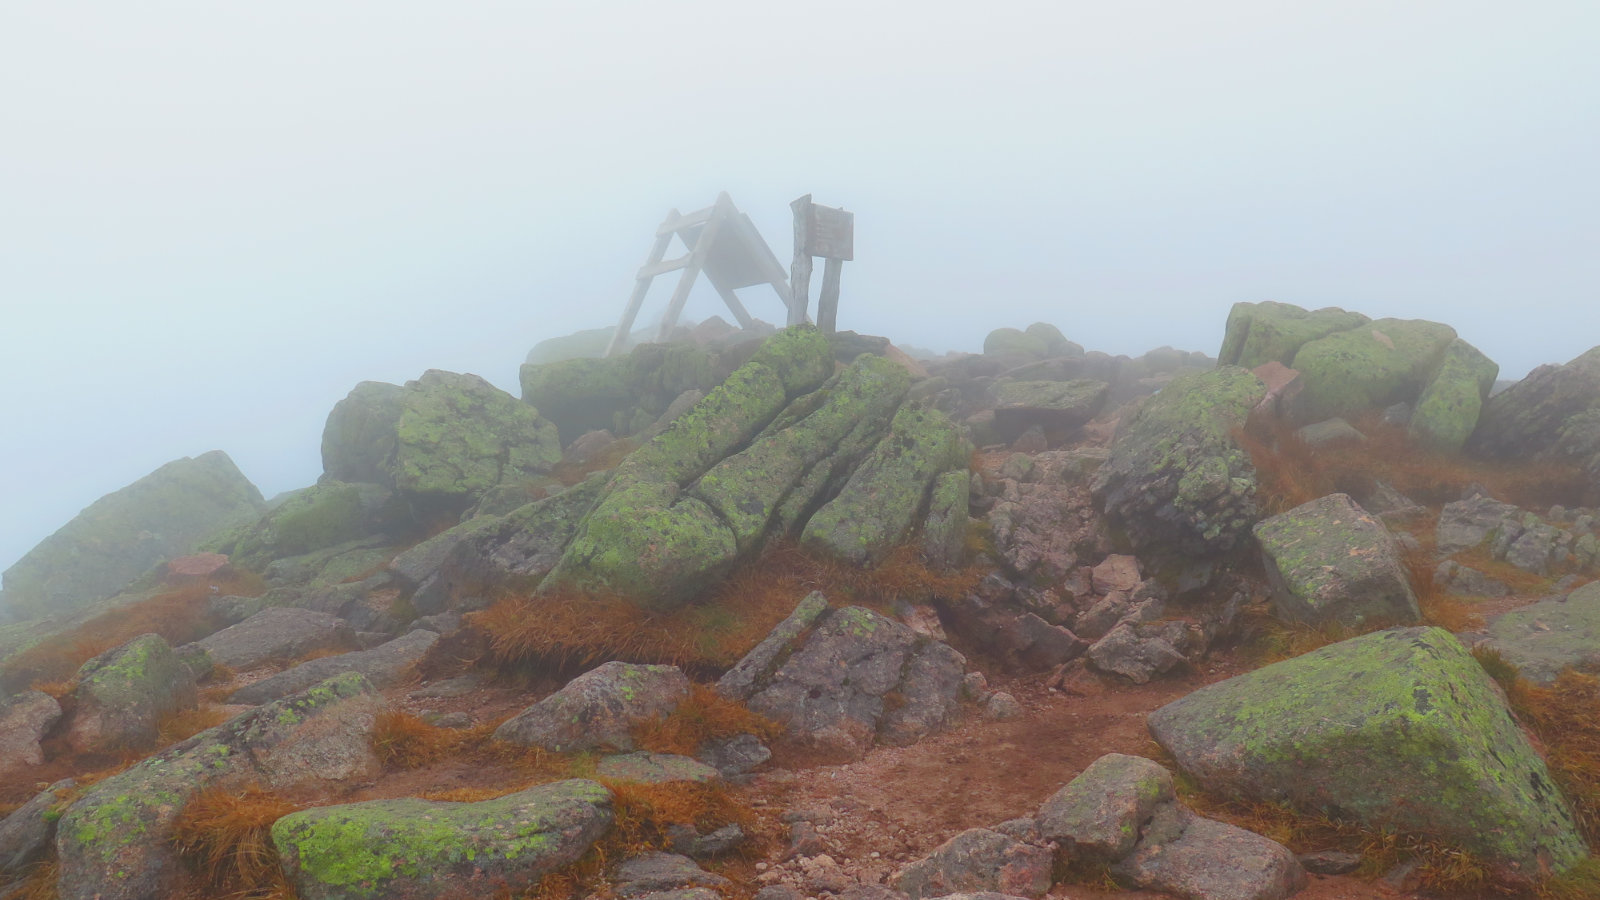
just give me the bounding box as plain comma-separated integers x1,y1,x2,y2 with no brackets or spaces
3,2,1598,576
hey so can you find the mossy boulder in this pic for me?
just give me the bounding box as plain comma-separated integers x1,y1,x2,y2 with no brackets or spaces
322,381,406,485
1,451,264,619
992,378,1109,443
693,355,910,553
64,633,197,754
921,470,971,569
1217,301,1369,369
1409,338,1499,452
209,481,403,571
1090,367,1266,571
1148,627,1587,879
1469,346,1600,490
56,672,382,900
1034,753,1175,863
543,326,835,607
524,326,616,365
520,341,722,445
802,406,968,566
1253,493,1420,628
390,370,560,502
273,780,613,900
1289,318,1458,423
493,661,689,753
983,323,1081,360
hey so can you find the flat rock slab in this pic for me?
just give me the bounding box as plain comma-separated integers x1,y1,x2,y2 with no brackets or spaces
273,779,613,900
598,752,721,784
494,661,688,753
228,629,437,705
992,379,1109,441
615,852,733,898
1111,813,1306,900
194,606,355,669
1253,493,1419,628
1484,580,1600,683
891,828,1052,900
1148,626,1586,877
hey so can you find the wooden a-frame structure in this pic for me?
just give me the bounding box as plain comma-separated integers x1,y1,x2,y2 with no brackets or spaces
605,193,795,357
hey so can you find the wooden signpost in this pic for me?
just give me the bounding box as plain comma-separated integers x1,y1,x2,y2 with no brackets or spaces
605,193,793,357
790,195,853,334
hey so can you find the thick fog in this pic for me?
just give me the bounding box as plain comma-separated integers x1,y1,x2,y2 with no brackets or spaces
2,1,1597,575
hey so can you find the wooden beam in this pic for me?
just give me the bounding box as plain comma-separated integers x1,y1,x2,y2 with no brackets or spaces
712,282,756,329
817,256,843,334
607,213,677,357
637,254,692,279
789,194,813,327
654,196,731,342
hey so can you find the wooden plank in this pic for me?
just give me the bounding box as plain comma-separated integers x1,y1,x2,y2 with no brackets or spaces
654,196,730,342
803,203,854,260
656,206,715,236
817,256,843,334
711,280,756,329
607,219,676,357
637,254,692,279
789,195,813,326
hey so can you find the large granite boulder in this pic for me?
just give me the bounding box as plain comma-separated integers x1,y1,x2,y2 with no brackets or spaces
802,405,968,566
542,326,836,607
1408,339,1499,452
1482,580,1600,683
273,779,613,900
1148,627,1587,879
321,381,406,485
56,672,384,900
719,601,966,756
1090,367,1266,575
1252,493,1419,628
1288,318,1458,424
1034,753,1174,864
64,633,198,754
1217,301,1370,370
1,451,264,618
0,690,60,777
1470,346,1600,489
983,323,1081,361
389,370,560,502
525,326,616,365
493,661,689,753
320,371,561,507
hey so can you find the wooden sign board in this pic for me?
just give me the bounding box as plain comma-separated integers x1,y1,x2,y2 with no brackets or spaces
802,203,854,260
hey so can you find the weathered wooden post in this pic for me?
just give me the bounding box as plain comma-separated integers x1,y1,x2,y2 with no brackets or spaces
789,195,854,334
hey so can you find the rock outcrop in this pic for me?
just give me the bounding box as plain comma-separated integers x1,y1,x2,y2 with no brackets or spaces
1,451,263,618
1091,367,1266,580
56,673,384,900
1481,580,1600,683
64,634,197,754
1218,301,1370,370
228,629,438,705
494,661,690,753
1470,345,1600,492
1148,627,1587,878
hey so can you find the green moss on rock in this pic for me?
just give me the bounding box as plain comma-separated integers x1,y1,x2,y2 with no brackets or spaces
389,370,560,502
801,405,968,566
1410,338,1500,453
1217,301,1370,369
272,779,613,900
1289,318,1457,423
1148,627,1587,878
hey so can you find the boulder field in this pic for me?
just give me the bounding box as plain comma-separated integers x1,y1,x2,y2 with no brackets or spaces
3,306,1600,900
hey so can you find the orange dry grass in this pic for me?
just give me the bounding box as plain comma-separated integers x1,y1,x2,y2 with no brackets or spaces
631,684,783,756
474,541,979,675
169,784,303,898
1,574,264,692
370,710,464,770
1402,544,1486,633
1240,412,1595,515
7,859,61,900
157,705,231,747
1507,671,1600,846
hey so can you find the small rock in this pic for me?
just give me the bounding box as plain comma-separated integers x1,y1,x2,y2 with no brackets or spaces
615,852,732,898
983,692,1022,720
1298,849,1362,875
697,733,771,777
495,661,689,753
597,752,721,785
891,828,1052,900
1091,554,1141,593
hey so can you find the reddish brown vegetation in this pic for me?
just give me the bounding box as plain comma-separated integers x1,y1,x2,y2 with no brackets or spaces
169,784,303,899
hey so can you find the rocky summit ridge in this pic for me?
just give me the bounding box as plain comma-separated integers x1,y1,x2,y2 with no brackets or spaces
2,304,1600,900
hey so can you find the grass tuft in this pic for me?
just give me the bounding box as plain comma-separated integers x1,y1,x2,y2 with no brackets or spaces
370,710,463,770
169,784,303,898
631,684,783,756
1506,671,1600,847
157,705,231,747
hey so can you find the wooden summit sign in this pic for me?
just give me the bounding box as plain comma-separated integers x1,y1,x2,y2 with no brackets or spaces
605,193,794,357
790,195,853,334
